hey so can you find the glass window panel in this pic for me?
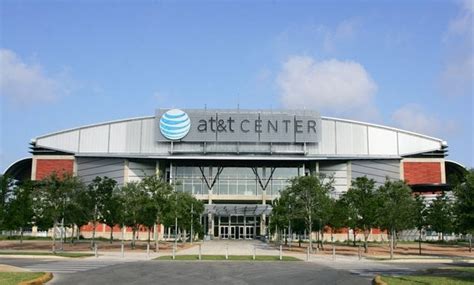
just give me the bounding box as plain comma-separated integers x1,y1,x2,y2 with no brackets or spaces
193,181,202,195
218,179,228,195
237,181,246,195
184,182,193,194
273,167,299,179
228,180,238,195
245,180,257,196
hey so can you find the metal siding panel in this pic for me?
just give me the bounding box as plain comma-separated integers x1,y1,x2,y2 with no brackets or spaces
128,160,156,181
109,122,127,153
398,133,441,155
320,162,348,196
351,160,400,185
36,131,80,153
368,127,398,155
141,119,170,154
335,122,368,155
320,120,336,154
79,125,109,153
125,120,141,153
76,157,124,185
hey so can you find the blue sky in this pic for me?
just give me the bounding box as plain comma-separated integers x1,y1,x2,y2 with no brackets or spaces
1,0,473,171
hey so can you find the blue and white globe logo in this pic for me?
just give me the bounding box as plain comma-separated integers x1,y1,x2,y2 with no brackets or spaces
159,109,191,140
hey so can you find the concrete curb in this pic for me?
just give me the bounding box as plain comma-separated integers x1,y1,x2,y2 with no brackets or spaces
371,275,387,285
18,272,53,285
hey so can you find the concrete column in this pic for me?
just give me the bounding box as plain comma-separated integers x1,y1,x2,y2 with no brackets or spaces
253,216,257,239
260,214,266,236
208,213,214,237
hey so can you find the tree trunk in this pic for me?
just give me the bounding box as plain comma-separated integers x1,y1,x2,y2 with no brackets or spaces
418,229,422,255
91,220,97,249
320,230,325,250
394,231,398,249
52,220,57,253
353,229,357,247
154,221,159,252
70,224,75,244
110,225,114,244
469,234,472,253
347,229,350,245
148,228,151,250
389,229,394,260
76,225,81,241
364,229,369,253
131,228,136,249
20,227,23,244
308,217,313,253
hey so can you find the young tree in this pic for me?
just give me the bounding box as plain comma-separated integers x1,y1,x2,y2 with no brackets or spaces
64,185,90,243
101,189,123,244
454,169,474,252
4,180,35,243
269,193,291,244
328,197,351,243
120,182,143,249
33,172,82,252
0,175,15,231
140,174,173,250
283,175,334,252
341,177,379,253
173,192,204,243
413,194,427,255
377,180,416,258
426,192,455,241
85,176,117,248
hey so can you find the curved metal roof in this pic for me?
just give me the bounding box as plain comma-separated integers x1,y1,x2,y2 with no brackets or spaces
32,111,446,159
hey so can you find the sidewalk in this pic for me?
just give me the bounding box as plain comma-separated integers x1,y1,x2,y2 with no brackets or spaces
176,240,279,256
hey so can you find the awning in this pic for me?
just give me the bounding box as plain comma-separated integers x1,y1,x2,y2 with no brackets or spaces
204,204,273,216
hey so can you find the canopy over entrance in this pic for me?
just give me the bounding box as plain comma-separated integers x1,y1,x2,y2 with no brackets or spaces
204,204,273,216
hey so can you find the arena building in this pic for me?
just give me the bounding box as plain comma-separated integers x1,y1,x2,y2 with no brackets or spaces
4,109,464,240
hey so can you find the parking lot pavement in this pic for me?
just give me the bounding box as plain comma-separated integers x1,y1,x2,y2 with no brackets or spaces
49,260,373,285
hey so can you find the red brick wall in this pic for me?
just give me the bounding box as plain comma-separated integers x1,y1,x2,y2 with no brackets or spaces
403,162,441,185
35,159,74,180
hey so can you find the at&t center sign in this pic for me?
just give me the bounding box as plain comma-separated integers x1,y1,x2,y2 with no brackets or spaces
156,109,322,143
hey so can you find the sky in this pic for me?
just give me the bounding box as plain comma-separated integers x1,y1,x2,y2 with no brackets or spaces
1,0,473,172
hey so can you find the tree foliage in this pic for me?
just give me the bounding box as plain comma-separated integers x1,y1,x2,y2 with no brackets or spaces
454,169,474,235
341,177,379,252
277,175,334,251
427,192,455,240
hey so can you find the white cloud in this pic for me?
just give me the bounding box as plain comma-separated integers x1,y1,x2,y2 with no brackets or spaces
440,0,474,97
277,55,379,120
391,104,458,137
322,18,359,53
0,49,63,103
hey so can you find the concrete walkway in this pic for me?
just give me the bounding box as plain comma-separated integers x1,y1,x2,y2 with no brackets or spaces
177,240,280,256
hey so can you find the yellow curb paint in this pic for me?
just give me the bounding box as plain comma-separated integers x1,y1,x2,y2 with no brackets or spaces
18,272,53,285
371,275,388,285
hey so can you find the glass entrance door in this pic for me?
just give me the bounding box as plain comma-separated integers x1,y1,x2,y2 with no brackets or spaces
220,226,229,239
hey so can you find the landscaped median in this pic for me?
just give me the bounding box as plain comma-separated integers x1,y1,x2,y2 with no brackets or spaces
0,251,94,258
0,272,52,285
374,267,474,285
155,255,300,261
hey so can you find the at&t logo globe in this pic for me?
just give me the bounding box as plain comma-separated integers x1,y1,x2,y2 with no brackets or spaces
159,109,191,140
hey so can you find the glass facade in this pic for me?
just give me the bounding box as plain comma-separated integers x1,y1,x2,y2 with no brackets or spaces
172,166,301,196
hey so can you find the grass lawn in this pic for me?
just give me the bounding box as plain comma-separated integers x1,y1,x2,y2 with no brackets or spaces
155,255,300,261
381,267,474,285
0,272,45,285
0,251,94,258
